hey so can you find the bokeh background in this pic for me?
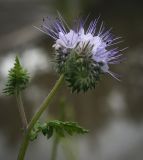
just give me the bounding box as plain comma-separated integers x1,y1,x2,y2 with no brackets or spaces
0,0,143,160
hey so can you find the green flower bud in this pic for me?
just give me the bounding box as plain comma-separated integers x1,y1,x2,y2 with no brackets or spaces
3,56,29,95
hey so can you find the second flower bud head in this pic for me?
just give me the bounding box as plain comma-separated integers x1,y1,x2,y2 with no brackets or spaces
40,14,125,92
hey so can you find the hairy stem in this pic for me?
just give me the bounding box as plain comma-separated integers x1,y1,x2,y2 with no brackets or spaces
16,91,28,132
17,74,64,160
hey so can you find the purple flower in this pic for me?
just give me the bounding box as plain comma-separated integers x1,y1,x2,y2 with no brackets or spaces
40,14,125,80
77,19,124,80
40,17,79,50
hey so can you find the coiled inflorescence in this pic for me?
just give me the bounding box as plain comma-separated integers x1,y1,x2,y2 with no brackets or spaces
3,56,29,95
40,14,125,92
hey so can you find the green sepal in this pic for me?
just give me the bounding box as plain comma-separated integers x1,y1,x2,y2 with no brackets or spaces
55,44,102,93
64,53,100,93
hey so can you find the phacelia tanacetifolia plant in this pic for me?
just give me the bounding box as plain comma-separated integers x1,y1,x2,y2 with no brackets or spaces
3,13,126,160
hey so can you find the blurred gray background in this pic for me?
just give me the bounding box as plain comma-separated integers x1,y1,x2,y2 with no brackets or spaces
0,0,143,160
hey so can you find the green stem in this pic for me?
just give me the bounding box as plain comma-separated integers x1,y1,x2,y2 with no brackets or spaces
16,91,28,132
17,74,64,160
51,136,59,160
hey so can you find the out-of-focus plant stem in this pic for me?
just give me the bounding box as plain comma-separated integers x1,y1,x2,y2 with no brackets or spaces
15,90,28,132
51,136,59,160
50,97,67,160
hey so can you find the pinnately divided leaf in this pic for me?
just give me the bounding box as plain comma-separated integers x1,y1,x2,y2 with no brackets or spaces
29,120,88,141
3,56,29,95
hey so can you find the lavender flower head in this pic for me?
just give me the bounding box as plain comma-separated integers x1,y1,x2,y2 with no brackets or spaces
40,14,125,92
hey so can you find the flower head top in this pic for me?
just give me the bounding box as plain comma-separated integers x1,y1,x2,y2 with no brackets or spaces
40,14,126,92
41,15,79,50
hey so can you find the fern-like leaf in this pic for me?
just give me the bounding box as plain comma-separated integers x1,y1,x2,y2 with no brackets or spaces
29,120,88,141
